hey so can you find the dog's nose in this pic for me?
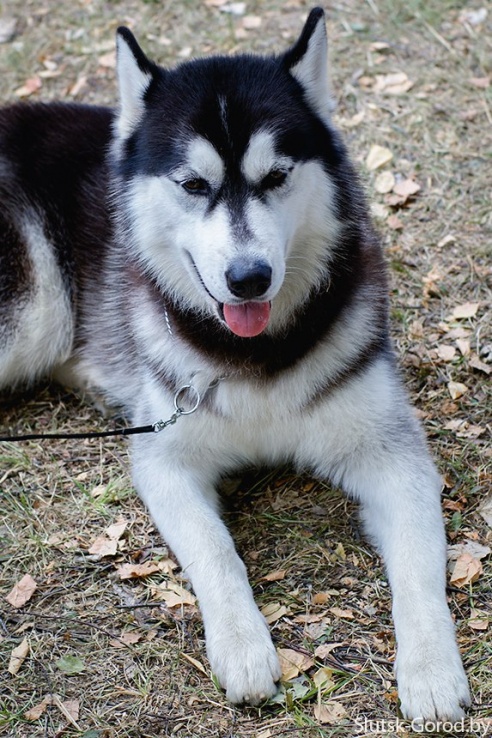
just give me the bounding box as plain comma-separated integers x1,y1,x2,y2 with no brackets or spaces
226,260,272,299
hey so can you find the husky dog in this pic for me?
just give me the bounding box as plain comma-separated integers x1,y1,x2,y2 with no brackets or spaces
0,8,470,720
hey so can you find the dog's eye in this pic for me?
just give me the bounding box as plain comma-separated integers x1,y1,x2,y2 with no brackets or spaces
182,178,208,194
261,169,288,190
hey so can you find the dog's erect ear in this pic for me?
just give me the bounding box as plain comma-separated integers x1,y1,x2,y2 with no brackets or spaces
283,8,334,122
115,27,155,138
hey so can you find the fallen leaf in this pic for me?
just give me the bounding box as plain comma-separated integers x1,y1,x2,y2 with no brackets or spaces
277,648,314,681
314,701,347,723
469,355,491,375
468,609,489,631
448,541,490,561
374,170,395,194
392,178,420,199
181,652,208,675
105,519,128,540
437,345,456,362
116,561,162,579
88,535,117,557
14,76,42,98
56,654,86,675
260,569,286,582
449,552,482,587
450,302,479,320
447,381,468,400
152,581,196,607
261,601,289,624
8,637,29,675
5,574,37,608
25,698,49,721
387,214,403,230
313,666,335,692
373,72,413,94
456,338,471,356
366,144,393,171
110,630,143,648
329,607,354,620
314,642,345,659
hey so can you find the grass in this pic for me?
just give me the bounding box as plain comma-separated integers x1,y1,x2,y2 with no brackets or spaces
1,0,491,736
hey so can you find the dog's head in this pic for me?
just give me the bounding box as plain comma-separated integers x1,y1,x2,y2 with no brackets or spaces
113,8,343,338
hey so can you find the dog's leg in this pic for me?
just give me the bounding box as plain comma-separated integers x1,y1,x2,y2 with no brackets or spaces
130,434,281,705
301,360,471,721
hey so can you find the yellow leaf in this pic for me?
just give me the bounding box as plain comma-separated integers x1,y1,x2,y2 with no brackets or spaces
277,648,314,681
366,145,393,171
313,666,335,693
374,171,395,194
447,381,469,400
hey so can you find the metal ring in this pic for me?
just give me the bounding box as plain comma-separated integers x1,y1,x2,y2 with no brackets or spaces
173,384,201,415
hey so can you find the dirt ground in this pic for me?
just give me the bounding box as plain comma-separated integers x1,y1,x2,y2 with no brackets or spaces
0,1,490,736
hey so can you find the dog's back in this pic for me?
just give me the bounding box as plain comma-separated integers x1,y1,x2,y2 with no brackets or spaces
0,103,112,389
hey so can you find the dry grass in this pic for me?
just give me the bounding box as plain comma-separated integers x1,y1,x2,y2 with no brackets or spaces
0,0,491,736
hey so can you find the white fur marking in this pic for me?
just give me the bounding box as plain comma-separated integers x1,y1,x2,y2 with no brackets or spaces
0,215,73,388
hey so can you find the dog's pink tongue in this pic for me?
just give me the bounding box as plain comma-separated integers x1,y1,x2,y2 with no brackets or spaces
223,302,271,338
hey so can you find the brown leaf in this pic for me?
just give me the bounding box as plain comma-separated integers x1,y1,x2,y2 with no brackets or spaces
277,648,314,681
387,214,403,230
181,652,208,675
116,561,162,580
8,637,29,675
468,609,489,631
469,355,491,375
88,535,117,557
314,642,345,659
314,701,347,724
105,519,128,540
449,552,482,587
260,569,286,582
392,178,420,199
25,697,50,721
261,601,289,624
450,302,479,320
6,574,37,608
152,581,196,607
14,76,42,98
328,607,354,620
437,345,456,362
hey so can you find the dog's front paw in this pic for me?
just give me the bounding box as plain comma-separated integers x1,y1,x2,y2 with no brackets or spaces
396,642,471,721
207,618,281,705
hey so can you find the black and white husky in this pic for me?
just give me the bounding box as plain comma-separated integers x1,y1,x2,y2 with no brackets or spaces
0,8,470,720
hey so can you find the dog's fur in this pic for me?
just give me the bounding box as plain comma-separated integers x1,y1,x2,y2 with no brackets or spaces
0,8,470,719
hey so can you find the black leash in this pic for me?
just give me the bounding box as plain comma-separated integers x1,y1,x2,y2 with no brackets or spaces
0,424,156,443
0,383,203,444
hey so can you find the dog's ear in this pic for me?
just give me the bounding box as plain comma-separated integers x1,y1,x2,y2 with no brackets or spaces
115,27,156,138
283,8,334,122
